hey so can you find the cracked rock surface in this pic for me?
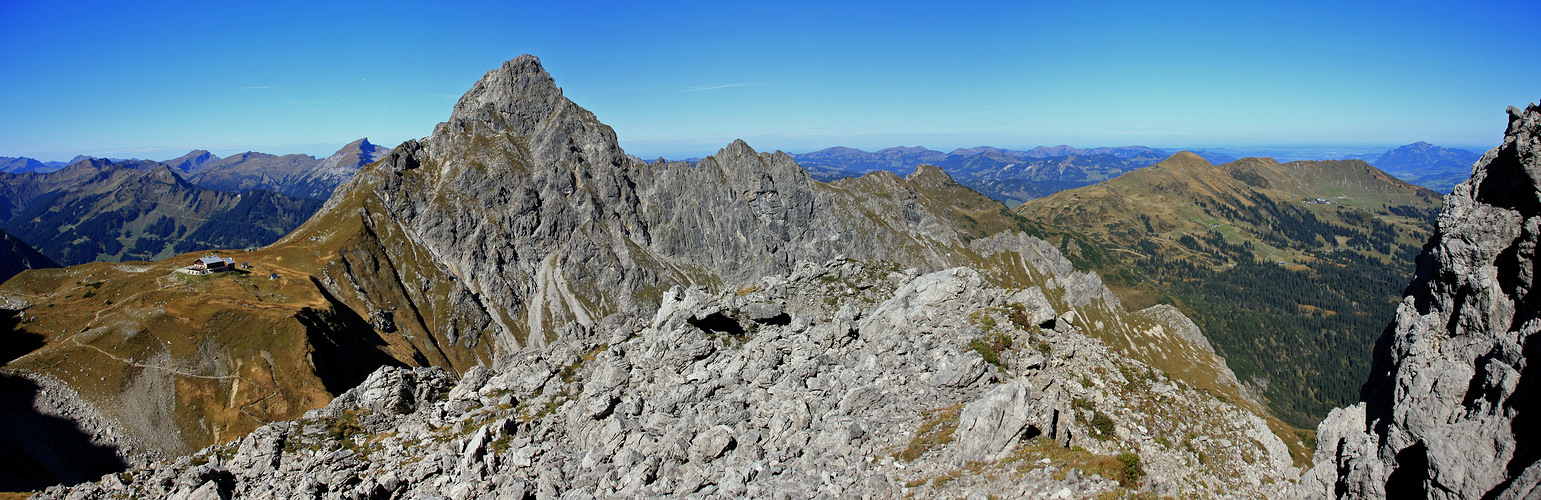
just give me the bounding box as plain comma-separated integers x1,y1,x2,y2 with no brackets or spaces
40,261,1296,499
1296,102,1541,499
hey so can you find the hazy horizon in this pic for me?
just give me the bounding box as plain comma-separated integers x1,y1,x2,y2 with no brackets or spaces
9,139,1497,166
3,1,1534,162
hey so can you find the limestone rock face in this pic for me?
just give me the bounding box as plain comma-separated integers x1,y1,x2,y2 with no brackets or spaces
1297,102,1541,498
39,262,1297,499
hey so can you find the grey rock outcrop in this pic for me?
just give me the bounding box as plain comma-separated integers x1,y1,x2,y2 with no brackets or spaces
39,261,1297,499
1297,102,1541,498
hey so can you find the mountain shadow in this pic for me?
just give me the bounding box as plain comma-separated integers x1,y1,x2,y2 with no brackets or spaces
0,311,43,364
294,277,407,396
0,373,127,491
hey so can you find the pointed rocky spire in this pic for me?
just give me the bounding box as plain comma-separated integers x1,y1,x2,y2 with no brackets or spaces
446,54,565,136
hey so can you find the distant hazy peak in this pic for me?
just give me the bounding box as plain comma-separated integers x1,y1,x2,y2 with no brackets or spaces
810,146,867,154
1022,145,1081,157
164,149,220,172
0,156,50,173
170,149,213,159
145,164,191,187
949,146,1013,156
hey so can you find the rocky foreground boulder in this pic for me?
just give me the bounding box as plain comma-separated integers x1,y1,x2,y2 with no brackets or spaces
38,260,1296,499
1296,102,1541,498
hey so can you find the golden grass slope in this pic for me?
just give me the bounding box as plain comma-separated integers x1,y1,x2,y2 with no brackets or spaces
0,242,491,457
1018,151,1440,271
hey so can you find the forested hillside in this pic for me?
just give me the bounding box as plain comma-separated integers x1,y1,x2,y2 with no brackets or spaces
0,160,322,265
1017,152,1441,426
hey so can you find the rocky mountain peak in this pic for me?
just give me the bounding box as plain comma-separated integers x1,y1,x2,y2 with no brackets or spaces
146,164,184,184
905,164,955,183
1472,105,1541,212
343,137,373,151
326,137,389,164
1297,101,1541,498
164,149,218,172
445,54,564,137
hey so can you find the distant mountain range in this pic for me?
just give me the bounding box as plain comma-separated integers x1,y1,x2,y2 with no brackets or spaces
0,138,388,199
787,142,1486,204
0,159,324,266
0,157,54,174
790,145,1238,206
1366,141,1483,193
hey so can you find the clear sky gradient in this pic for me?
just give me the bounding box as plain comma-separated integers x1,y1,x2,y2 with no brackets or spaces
2,0,1536,161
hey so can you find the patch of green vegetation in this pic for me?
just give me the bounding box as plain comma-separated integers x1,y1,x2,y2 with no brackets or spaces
327,409,366,450
1115,452,1145,487
1298,430,1318,453
896,403,964,462
1089,411,1116,440
1071,397,1094,412
1229,169,1271,188
1006,437,1149,492
968,332,1012,367
932,470,962,488
490,432,513,454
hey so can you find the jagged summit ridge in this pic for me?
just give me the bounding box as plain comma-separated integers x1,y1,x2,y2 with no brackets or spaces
443,54,566,137
1297,102,1541,498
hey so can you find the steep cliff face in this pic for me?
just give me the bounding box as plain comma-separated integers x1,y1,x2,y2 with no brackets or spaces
1298,102,1541,498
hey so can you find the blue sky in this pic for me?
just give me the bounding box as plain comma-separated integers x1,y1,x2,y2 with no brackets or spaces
1,1,1536,161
